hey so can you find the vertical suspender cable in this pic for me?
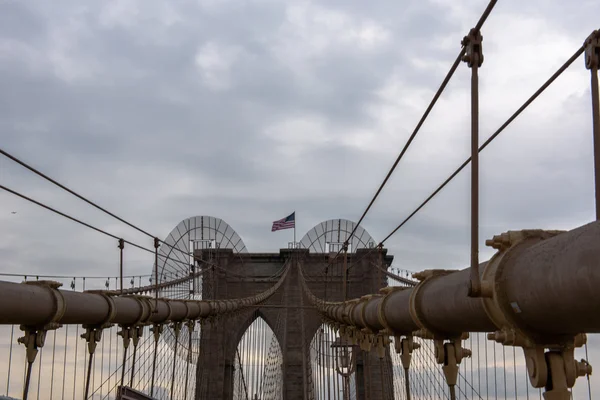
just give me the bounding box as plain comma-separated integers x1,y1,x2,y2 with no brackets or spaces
73,279,79,400
84,344,94,399
49,330,57,399
585,343,592,400
81,278,86,399
170,323,181,400
119,239,125,293
502,346,507,400
22,357,33,400
7,325,14,396
513,347,517,400
61,326,68,400
585,31,600,219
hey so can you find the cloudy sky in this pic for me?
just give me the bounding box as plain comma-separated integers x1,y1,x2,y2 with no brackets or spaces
0,0,598,282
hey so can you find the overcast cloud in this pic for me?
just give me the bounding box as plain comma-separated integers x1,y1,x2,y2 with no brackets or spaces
0,0,598,281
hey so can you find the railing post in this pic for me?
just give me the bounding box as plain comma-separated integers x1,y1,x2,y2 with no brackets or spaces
462,28,484,297
585,30,600,220
118,239,124,294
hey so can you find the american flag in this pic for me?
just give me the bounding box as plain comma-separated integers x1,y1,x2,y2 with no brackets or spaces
271,212,295,232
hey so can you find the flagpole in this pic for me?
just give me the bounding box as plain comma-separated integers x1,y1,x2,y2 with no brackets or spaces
293,211,296,247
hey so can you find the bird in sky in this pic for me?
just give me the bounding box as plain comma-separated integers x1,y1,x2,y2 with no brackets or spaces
11,211,16,214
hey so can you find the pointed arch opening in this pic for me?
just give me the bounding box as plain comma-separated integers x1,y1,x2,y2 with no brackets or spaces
233,313,283,400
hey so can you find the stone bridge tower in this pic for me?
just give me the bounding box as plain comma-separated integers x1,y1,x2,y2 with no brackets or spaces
186,218,394,400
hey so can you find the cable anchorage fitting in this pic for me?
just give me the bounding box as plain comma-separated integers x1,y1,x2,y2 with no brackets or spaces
584,30,600,70
489,330,592,400
393,335,421,370
150,323,163,342
18,280,66,363
480,228,590,399
373,333,390,359
432,336,472,392
461,28,484,68
117,326,132,350
81,325,109,355
18,327,48,364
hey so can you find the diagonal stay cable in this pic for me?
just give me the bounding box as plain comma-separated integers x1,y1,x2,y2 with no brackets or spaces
379,44,586,245
0,148,156,239
474,0,497,32
0,147,195,262
322,42,587,271
329,0,498,264
342,47,465,244
0,184,190,268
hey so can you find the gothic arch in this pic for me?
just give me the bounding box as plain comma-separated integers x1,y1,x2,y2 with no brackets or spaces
231,311,284,400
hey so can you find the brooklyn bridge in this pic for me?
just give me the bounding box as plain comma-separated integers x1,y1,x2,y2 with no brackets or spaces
1,0,600,399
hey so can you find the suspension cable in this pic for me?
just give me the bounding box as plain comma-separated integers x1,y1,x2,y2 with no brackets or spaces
328,0,499,265
0,148,155,238
0,184,190,268
378,43,586,246
1,148,205,263
341,46,466,246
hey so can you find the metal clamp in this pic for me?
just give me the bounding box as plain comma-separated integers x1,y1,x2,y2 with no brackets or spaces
358,329,374,352
85,291,117,328
433,338,472,390
186,319,195,334
150,323,163,342
18,281,66,363
461,28,484,68
378,286,410,335
17,327,47,363
393,335,420,370
480,229,564,340
373,333,390,359
24,280,66,329
171,321,183,339
409,269,459,339
584,30,600,70
131,325,143,348
481,229,591,399
123,295,153,326
117,326,132,350
81,326,104,355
